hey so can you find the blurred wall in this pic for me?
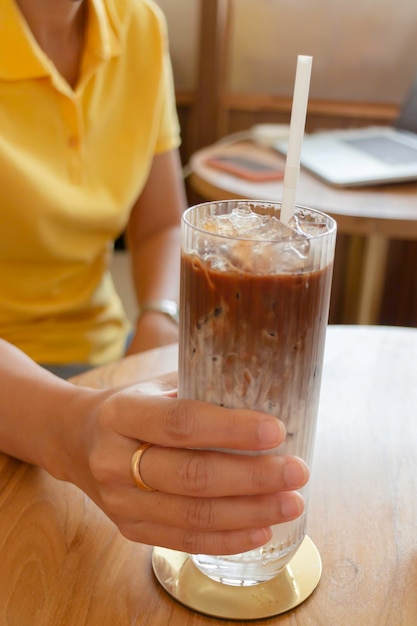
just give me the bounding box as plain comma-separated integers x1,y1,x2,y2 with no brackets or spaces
155,0,199,91
156,0,417,105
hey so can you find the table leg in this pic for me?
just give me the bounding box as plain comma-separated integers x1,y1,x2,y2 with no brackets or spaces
341,236,365,323
357,234,390,325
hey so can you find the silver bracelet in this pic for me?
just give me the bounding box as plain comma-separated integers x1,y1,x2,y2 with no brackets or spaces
138,299,179,326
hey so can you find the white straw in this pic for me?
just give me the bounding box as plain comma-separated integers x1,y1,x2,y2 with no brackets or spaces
280,55,313,224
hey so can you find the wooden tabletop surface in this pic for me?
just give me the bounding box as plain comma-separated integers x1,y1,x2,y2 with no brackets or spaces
1,325,416,625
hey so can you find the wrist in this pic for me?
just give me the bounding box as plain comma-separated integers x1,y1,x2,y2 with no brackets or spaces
44,385,107,484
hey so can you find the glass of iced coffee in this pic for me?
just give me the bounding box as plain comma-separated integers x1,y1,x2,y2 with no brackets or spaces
178,199,336,587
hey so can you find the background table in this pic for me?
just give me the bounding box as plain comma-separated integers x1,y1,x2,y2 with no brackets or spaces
188,140,417,325
1,326,417,625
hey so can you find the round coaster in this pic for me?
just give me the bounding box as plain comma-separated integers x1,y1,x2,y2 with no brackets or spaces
152,536,322,620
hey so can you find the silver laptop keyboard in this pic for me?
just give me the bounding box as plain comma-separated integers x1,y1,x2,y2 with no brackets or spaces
342,135,417,165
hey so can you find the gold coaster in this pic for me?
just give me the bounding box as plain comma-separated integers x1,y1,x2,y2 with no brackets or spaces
152,536,321,620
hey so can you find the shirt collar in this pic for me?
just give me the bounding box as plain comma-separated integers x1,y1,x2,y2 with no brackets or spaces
0,0,121,82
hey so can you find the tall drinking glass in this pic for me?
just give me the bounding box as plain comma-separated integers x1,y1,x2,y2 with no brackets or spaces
178,200,336,587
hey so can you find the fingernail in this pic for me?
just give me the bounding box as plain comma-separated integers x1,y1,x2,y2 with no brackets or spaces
284,459,309,489
250,527,271,546
258,419,285,446
280,495,303,519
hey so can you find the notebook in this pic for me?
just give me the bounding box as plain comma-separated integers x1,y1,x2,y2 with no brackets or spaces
274,74,417,187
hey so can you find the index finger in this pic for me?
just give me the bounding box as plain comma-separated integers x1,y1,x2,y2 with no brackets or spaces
103,391,285,451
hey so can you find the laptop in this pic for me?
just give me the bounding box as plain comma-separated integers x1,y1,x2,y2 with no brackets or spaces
274,74,417,187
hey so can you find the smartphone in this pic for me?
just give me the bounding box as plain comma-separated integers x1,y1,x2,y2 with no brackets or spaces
205,154,284,182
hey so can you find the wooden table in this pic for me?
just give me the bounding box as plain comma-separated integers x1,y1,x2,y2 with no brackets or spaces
1,326,417,625
188,141,417,325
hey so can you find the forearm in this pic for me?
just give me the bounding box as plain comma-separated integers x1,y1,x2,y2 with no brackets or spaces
0,339,100,481
123,149,186,351
125,148,186,309
129,224,181,305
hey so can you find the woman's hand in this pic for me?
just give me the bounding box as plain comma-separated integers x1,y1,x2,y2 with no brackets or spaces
0,340,309,557
61,377,309,556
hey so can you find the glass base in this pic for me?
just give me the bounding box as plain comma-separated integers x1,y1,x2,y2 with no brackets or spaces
151,535,322,620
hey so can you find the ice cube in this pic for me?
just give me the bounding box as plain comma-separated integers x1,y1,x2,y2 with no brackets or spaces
197,205,320,274
201,206,297,242
288,209,328,237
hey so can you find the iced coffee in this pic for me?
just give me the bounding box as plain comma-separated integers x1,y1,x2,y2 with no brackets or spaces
178,200,336,586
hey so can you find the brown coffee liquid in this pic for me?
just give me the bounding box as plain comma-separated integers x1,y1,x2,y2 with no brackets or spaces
179,255,333,458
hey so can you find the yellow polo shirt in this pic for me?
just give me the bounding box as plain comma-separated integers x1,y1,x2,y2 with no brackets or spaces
0,0,181,365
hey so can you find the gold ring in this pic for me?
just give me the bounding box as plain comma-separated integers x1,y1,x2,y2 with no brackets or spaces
130,443,156,491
